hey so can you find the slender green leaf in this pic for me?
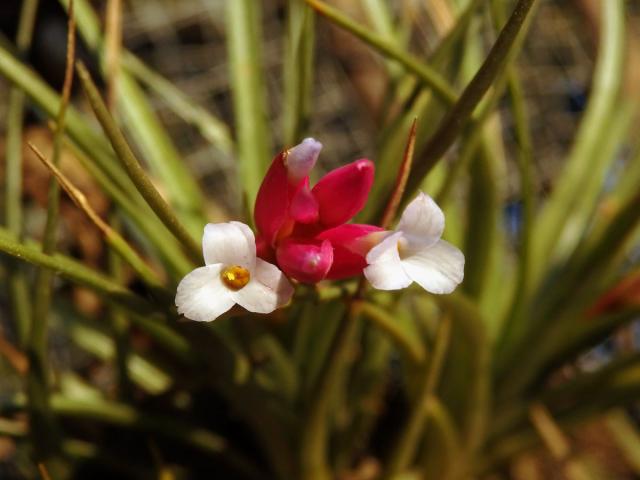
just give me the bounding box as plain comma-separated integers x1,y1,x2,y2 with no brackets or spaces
226,0,271,211
529,0,625,287
76,63,202,263
283,0,315,145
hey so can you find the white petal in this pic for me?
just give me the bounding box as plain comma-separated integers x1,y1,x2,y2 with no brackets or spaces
203,222,256,269
402,239,465,294
364,232,412,290
175,265,236,321
397,192,444,252
230,259,294,313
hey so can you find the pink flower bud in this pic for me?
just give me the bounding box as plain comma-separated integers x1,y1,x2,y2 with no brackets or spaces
312,159,374,228
276,239,333,283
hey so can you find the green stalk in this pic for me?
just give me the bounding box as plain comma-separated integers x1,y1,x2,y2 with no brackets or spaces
76,63,202,263
382,315,452,478
226,0,271,211
4,0,39,347
403,0,540,200
283,0,315,145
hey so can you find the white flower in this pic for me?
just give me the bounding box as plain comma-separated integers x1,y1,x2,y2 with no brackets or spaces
176,222,294,322
364,192,464,294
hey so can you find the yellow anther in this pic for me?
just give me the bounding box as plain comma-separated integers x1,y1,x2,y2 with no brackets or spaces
221,265,250,290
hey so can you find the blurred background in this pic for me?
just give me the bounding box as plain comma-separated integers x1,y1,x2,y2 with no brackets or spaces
1,0,640,478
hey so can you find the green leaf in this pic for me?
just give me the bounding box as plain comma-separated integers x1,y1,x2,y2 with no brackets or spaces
0,227,156,315
529,0,626,288
226,0,271,213
283,0,315,145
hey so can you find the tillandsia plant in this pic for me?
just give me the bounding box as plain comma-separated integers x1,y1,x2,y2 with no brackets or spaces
1,0,640,479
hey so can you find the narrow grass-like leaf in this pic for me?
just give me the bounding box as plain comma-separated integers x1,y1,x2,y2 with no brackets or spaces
605,410,640,474
66,139,193,278
0,42,139,201
307,0,456,104
76,62,202,262
529,0,625,287
226,0,271,211
68,322,171,395
402,0,539,200
379,118,417,229
60,0,207,234
382,314,452,478
0,227,156,315
3,0,39,348
28,143,170,300
529,404,596,480
60,0,234,156
28,0,75,461
123,54,234,155
354,300,425,364
283,0,315,145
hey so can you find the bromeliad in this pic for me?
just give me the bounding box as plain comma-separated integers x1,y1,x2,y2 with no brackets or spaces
176,139,464,322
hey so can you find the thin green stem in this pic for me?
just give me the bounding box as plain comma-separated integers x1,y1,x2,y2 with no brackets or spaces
226,0,271,211
76,62,202,263
59,0,208,235
27,11,75,462
283,0,315,145
4,0,39,347
382,315,452,478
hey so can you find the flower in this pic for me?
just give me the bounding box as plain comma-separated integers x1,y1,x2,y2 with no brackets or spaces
364,192,464,294
254,138,379,283
175,222,294,322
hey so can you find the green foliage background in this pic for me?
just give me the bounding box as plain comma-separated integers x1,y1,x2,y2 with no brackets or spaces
1,0,639,479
